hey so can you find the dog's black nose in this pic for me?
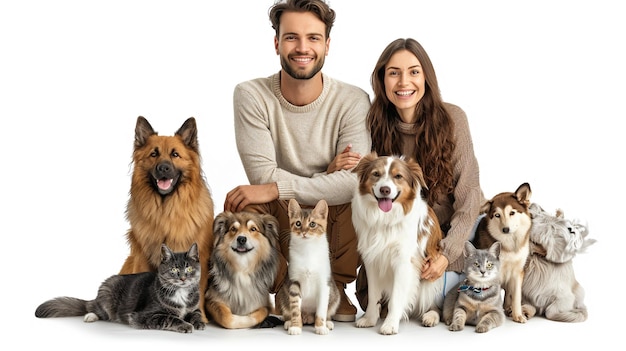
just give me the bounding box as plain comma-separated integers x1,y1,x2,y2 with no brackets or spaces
502,227,510,234
237,236,247,245
379,186,391,196
157,162,172,174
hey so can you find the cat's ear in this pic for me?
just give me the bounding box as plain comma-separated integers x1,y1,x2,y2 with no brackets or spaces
288,198,301,218
463,241,476,257
489,241,501,258
161,244,174,262
187,243,199,262
313,199,328,218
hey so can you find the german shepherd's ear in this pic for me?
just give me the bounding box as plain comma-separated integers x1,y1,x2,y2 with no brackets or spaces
213,212,233,248
259,214,280,250
134,116,157,149
176,117,199,153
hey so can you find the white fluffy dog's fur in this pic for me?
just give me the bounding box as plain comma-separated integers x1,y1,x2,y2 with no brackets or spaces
352,153,444,335
522,203,595,322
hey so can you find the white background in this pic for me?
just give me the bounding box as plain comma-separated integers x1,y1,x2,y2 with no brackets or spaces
1,0,622,348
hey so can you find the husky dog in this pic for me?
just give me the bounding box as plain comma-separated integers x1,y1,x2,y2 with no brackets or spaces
473,182,532,323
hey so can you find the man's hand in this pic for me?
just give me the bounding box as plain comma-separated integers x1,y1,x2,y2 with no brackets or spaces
326,143,362,174
224,183,279,212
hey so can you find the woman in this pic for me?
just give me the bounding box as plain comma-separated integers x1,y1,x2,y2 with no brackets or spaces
355,38,485,310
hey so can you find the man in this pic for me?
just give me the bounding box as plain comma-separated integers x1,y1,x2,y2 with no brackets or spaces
224,0,371,322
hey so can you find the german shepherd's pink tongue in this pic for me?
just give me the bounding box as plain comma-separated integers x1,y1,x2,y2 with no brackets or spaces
157,179,173,190
378,198,393,212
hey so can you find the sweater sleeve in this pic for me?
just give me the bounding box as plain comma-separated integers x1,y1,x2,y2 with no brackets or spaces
439,103,485,272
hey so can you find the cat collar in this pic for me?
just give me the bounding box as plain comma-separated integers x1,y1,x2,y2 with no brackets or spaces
458,285,490,294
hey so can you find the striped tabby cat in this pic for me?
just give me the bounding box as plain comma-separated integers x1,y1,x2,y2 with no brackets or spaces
35,243,205,333
276,199,340,335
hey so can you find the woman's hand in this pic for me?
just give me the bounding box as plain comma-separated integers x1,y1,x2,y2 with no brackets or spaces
421,254,448,281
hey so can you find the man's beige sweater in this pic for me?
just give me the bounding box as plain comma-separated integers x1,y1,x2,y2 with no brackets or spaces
233,72,372,206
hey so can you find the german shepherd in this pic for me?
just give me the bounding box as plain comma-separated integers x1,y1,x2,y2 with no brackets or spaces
472,182,532,323
119,116,215,322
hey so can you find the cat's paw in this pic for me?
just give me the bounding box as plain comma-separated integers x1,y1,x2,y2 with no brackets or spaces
301,313,314,325
475,324,491,333
326,320,335,330
83,312,99,323
315,325,330,335
176,322,194,333
448,322,464,332
283,320,292,330
287,326,302,335
193,321,206,331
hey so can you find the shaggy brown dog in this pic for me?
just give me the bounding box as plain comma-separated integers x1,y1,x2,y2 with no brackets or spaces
206,211,279,329
119,116,214,322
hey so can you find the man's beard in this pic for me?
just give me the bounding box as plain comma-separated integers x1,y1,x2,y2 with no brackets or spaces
280,55,325,80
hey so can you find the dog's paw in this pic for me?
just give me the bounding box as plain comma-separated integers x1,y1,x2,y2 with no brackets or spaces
512,314,528,324
287,326,302,335
355,316,376,328
421,310,440,327
254,315,284,328
379,321,399,335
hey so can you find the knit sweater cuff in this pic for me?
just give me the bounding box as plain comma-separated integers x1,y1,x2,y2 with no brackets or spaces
276,180,296,201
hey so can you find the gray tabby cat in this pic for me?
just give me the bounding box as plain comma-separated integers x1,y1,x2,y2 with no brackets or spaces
35,243,205,333
443,241,505,333
276,199,340,335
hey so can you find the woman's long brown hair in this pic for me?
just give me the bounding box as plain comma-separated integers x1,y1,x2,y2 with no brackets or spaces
367,38,455,205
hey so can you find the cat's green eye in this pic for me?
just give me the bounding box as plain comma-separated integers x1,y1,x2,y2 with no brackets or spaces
171,268,180,274
309,222,316,228
487,262,493,269
295,220,302,228
474,262,479,267
185,266,193,273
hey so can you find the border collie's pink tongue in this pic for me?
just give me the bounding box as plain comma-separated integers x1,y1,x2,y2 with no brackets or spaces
378,198,392,212
157,179,173,190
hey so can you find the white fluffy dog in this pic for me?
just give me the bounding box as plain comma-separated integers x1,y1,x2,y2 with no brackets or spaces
522,203,595,322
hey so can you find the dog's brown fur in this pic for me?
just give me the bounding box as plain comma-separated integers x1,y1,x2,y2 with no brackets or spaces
205,211,279,329
119,116,214,322
473,182,532,324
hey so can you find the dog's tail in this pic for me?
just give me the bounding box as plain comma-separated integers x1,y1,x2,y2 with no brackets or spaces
35,297,89,318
